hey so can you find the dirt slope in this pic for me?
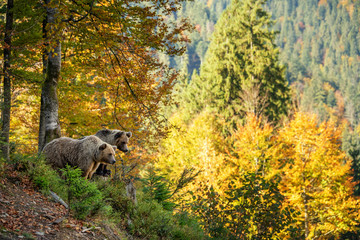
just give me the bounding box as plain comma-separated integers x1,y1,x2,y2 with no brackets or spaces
0,171,124,240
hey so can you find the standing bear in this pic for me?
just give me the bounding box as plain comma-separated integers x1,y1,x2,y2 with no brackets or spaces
43,135,117,179
94,129,132,177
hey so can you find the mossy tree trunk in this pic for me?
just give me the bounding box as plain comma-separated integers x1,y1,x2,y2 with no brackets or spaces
38,1,61,153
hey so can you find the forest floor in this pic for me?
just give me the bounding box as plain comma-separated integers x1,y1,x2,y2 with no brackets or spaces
0,169,126,240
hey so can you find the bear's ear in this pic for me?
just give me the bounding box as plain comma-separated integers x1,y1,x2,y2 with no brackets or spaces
114,131,124,139
99,143,107,151
126,132,132,138
112,145,117,151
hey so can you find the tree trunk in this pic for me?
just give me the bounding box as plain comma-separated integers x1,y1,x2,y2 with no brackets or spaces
304,186,309,239
1,0,14,160
38,1,61,152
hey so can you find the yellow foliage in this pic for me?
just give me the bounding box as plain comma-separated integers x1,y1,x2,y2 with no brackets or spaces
11,88,40,154
229,114,278,179
348,56,354,66
156,110,360,238
277,112,360,238
156,110,227,195
318,0,327,6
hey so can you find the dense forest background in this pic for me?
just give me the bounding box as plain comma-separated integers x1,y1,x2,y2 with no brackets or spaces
166,0,360,127
1,0,360,239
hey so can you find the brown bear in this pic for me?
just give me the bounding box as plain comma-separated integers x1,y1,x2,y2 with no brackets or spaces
94,129,132,177
43,135,117,179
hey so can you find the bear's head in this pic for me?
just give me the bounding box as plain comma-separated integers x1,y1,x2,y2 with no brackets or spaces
98,143,117,164
114,131,132,152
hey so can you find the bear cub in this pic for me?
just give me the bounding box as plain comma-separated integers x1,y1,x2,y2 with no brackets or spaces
43,135,117,179
94,129,132,177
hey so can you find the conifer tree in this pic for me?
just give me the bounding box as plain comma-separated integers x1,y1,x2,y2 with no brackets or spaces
189,0,290,130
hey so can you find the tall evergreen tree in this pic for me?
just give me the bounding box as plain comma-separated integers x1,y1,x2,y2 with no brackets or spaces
189,0,290,131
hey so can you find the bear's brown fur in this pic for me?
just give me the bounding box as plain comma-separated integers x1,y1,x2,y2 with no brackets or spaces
43,135,117,179
94,129,132,176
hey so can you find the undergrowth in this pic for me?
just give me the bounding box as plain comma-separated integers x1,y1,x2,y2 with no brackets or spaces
2,153,205,240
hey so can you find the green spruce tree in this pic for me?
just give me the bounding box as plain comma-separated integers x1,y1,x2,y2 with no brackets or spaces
189,0,290,131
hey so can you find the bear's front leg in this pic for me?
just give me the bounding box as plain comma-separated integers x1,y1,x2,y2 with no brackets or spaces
88,162,101,179
84,161,95,179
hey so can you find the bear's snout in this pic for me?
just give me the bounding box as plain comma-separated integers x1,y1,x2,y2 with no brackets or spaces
110,159,116,164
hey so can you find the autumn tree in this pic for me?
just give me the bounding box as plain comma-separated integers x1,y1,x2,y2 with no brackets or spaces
229,114,276,178
225,173,298,239
155,110,227,196
189,172,299,239
277,112,360,239
23,0,191,152
0,0,191,159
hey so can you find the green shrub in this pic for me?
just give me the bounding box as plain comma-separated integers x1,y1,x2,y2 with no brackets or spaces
9,154,63,194
96,178,131,217
30,157,62,193
171,211,205,240
128,191,205,240
128,191,174,239
60,165,106,220
141,169,176,211
10,154,111,220
97,176,205,239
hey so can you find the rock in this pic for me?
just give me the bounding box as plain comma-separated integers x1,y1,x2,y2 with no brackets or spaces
45,214,55,220
0,213,9,218
52,217,65,225
35,231,45,236
0,199,10,204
